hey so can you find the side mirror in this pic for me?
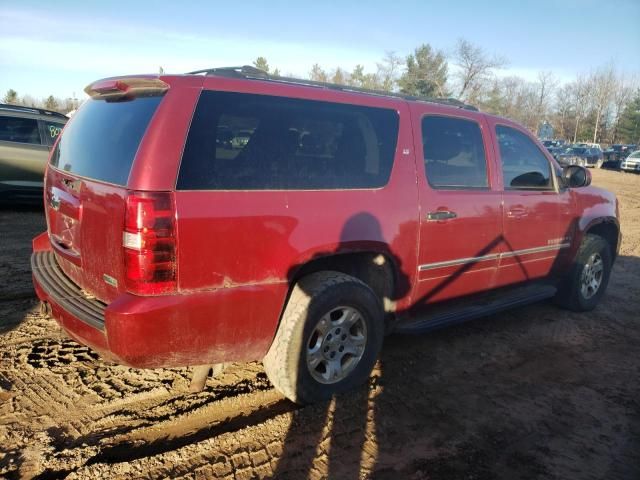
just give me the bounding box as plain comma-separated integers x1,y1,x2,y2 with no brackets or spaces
562,165,591,188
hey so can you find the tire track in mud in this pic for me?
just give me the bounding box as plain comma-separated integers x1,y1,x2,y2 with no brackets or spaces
2,171,640,480
0,313,301,479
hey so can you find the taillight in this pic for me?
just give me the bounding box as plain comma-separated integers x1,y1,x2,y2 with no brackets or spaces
123,191,176,295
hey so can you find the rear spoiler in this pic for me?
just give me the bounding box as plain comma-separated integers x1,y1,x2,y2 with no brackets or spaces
84,77,169,100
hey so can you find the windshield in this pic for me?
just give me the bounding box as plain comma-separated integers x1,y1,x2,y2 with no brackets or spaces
50,96,162,186
567,147,587,155
629,151,640,158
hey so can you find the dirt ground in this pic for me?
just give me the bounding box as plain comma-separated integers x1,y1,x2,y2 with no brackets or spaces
0,169,639,480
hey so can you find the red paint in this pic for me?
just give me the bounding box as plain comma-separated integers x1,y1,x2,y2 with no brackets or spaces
32,73,620,369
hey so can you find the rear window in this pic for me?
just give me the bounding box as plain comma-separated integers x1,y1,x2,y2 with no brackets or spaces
177,91,399,190
50,97,162,186
42,120,66,146
0,116,41,144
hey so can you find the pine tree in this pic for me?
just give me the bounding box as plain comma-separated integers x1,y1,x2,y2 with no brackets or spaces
309,64,328,82
44,95,59,111
3,89,18,104
618,90,640,144
398,44,448,98
253,57,270,73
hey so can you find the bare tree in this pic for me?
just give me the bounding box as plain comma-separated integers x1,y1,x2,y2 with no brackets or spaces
588,65,617,143
554,83,575,140
376,51,403,92
570,77,590,143
453,38,508,103
534,71,558,122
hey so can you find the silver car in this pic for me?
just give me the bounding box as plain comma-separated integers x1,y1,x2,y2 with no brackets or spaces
0,104,67,202
621,150,640,172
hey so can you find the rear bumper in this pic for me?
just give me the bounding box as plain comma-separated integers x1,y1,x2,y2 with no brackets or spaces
31,248,286,368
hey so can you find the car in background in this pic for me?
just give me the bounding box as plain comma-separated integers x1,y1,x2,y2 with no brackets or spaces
545,146,562,160
556,146,604,168
0,104,67,202
603,144,637,169
620,150,640,172
231,130,253,149
576,142,603,151
216,126,233,149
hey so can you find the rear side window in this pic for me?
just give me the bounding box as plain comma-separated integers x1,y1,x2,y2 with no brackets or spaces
496,125,552,190
177,91,399,190
50,97,162,186
42,120,66,146
422,116,488,189
0,116,41,144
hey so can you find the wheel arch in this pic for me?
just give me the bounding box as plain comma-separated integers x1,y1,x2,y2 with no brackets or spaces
287,249,401,314
582,216,620,261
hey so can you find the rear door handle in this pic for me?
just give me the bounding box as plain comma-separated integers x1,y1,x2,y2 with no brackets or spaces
427,210,457,221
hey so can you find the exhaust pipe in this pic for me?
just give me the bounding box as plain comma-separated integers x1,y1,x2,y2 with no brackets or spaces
188,363,227,392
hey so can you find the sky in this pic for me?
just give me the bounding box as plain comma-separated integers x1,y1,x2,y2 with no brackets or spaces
0,0,639,100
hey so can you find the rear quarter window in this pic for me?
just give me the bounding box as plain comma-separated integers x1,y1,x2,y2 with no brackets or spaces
50,96,162,186
177,91,399,190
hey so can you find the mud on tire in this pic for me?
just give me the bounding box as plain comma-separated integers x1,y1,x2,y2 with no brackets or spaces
263,271,384,405
555,234,612,312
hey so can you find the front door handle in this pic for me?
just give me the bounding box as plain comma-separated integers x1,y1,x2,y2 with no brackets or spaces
427,210,457,221
507,206,528,219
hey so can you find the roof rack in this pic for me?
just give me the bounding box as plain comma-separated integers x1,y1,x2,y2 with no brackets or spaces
187,65,478,111
0,103,68,119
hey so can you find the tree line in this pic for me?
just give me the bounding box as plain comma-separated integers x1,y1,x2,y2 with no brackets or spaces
2,89,80,115
3,39,639,144
254,39,640,145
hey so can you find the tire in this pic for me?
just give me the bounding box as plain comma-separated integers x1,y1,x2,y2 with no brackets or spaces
555,234,612,312
263,271,384,404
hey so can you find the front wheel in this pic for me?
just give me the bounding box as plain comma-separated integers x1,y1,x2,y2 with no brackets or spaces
555,234,612,311
263,271,384,404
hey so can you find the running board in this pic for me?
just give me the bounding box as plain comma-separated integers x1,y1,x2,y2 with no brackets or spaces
395,284,557,334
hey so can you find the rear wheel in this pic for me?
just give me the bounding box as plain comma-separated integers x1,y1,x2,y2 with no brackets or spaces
555,234,612,311
263,271,384,404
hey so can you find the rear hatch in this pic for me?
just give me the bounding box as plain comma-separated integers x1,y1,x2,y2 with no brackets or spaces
45,79,166,303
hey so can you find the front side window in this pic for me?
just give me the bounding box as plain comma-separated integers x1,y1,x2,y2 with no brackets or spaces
177,91,399,190
496,125,553,190
422,116,488,189
0,116,41,144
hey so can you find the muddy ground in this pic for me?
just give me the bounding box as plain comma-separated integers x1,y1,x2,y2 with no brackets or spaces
0,169,639,480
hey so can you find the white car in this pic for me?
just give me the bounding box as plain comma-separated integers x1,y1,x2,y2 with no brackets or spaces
621,151,640,172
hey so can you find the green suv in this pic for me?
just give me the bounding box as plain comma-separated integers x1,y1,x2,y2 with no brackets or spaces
0,103,67,202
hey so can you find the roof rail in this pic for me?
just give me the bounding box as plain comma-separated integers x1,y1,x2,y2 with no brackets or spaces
187,65,478,111
0,103,68,119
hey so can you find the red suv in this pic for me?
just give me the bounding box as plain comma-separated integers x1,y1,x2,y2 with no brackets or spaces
32,67,620,404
